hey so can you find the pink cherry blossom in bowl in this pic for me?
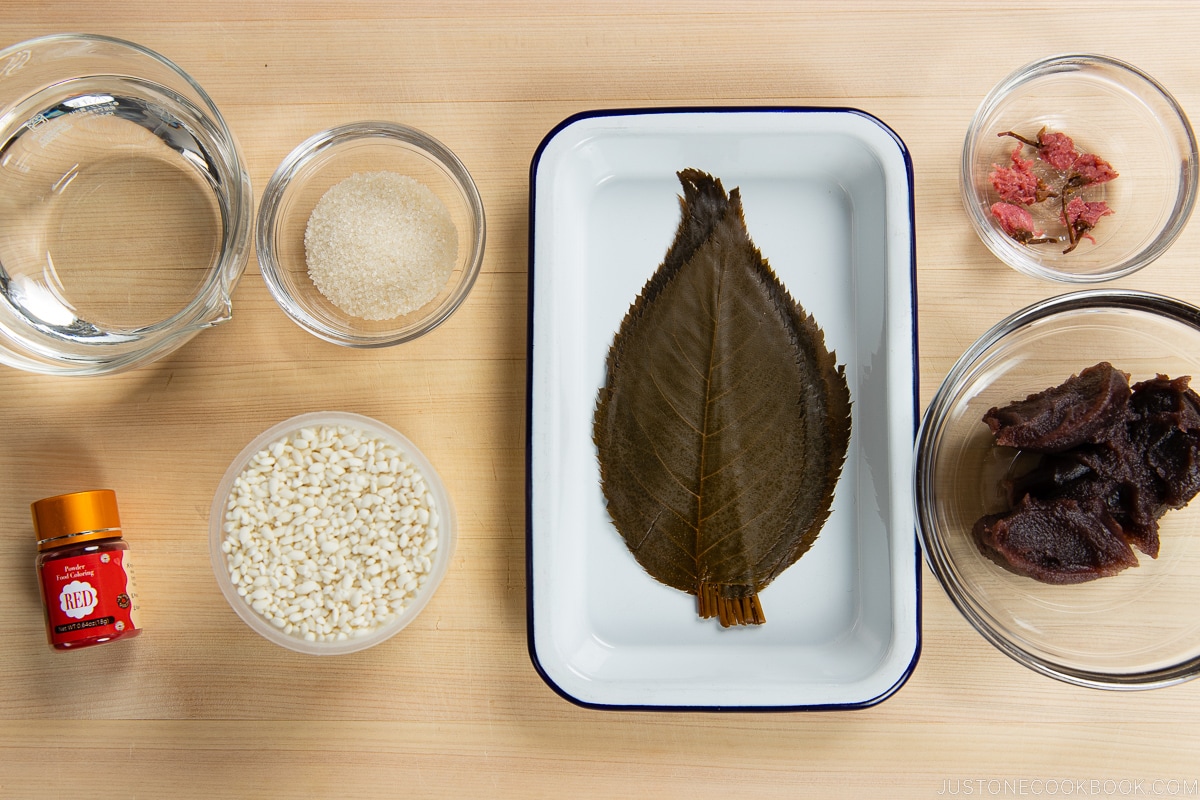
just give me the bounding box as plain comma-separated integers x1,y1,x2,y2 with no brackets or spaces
962,54,1197,283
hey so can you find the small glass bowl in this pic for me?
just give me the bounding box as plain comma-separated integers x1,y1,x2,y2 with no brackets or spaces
256,122,485,346
0,34,252,375
209,411,457,655
916,290,1200,688
961,54,1197,283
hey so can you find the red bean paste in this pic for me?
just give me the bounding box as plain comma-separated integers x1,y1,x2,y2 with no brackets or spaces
973,362,1200,583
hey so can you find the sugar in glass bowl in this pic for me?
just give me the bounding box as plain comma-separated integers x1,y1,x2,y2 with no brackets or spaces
209,411,456,655
961,54,1197,283
256,121,485,347
916,290,1200,688
0,34,253,375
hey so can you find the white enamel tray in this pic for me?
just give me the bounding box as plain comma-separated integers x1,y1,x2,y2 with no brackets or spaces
527,108,919,710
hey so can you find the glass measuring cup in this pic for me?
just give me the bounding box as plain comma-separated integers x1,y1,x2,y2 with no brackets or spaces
0,34,252,375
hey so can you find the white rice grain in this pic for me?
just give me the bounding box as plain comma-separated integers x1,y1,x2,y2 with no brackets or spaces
222,423,440,642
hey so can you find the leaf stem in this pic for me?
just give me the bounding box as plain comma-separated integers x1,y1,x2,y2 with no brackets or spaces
697,582,766,626
998,130,1041,148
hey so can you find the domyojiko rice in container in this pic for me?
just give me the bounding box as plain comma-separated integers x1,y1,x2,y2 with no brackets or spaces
220,422,440,643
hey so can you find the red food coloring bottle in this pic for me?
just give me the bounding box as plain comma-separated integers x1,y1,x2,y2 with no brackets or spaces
32,490,142,650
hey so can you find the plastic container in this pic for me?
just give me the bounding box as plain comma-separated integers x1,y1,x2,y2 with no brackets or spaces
209,412,456,655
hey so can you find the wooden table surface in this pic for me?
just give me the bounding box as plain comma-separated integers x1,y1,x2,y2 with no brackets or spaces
3,2,1200,797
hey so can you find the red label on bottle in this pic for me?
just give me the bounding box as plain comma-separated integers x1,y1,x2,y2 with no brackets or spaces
40,550,141,646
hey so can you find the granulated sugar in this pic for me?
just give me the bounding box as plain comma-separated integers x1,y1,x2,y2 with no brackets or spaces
304,171,458,320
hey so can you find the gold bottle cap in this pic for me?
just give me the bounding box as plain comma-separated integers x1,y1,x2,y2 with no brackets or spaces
31,489,123,550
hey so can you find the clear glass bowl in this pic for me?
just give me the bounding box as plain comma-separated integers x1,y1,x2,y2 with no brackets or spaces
916,290,1200,688
256,121,485,346
209,411,456,655
0,34,252,375
961,54,1197,283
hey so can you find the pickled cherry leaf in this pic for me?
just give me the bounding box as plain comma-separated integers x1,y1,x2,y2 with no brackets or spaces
593,169,852,627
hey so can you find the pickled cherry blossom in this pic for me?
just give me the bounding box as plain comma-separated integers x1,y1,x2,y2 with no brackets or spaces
989,127,1118,253
1064,197,1114,229
991,202,1050,244
1062,197,1114,253
1038,131,1079,171
989,145,1045,205
1071,153,1119,186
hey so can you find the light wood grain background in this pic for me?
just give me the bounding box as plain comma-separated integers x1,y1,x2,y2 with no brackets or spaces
2,2,1199,798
